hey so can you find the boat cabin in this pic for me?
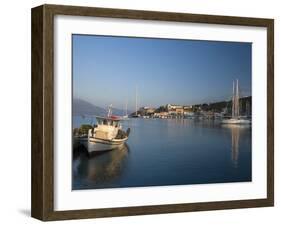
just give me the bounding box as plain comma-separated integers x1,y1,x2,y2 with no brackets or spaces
96,116,121,128
89,116,122,140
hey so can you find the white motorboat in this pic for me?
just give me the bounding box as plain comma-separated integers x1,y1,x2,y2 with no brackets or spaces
85,108,130,153
74,106,130,153
221,79,251,125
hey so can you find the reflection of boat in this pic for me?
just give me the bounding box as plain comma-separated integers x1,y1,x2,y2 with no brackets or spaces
222,124,249,167
231,126,239,167
222,79,251,124
73,144,129,188
87,144,129,182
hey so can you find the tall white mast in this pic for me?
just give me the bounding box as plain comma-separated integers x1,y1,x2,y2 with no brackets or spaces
135,86,138,116
232,80,235,118
236,79,239,117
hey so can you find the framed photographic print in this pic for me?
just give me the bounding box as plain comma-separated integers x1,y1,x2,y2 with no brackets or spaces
31,4,274,221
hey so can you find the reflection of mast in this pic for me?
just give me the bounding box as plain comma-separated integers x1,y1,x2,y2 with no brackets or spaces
231,126,240,167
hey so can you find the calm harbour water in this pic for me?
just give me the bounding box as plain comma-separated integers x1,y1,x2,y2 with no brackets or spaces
72,116,252,190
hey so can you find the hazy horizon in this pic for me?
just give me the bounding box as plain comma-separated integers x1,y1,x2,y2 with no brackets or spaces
73,95,252,112
73,34,252,111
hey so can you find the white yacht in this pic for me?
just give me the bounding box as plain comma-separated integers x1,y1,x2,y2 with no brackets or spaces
221,79,251,125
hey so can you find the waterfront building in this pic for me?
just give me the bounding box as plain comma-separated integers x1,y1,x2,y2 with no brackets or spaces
167,104,183,110
154,112,169,118
167,104,183,116
139,106,156,116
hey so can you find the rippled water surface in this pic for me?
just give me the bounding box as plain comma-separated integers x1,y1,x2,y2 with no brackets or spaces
72,117,252,190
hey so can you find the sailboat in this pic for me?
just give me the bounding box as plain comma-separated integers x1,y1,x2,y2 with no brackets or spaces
221,79,251,124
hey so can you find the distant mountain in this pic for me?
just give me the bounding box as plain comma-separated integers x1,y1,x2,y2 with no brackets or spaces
73,99,129,116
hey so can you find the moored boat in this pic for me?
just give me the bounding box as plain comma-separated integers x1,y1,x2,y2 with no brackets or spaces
74,106,130,153
221,79,251,125
221,118,251,124
86,115,130,153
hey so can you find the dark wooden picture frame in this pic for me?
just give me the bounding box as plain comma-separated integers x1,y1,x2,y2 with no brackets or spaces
31,4,274,221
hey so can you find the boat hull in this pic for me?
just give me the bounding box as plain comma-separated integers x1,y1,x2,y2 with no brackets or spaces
86,137,128,153
221,118,251,124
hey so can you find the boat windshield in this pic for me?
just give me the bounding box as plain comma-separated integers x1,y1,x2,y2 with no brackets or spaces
96,117,120,127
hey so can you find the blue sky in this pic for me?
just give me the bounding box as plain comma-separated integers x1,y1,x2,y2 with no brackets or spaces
72,34,251,110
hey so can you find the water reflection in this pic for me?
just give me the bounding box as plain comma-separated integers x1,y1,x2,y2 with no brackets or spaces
73,117,252,189
222,124,251,167
73,144,129,189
